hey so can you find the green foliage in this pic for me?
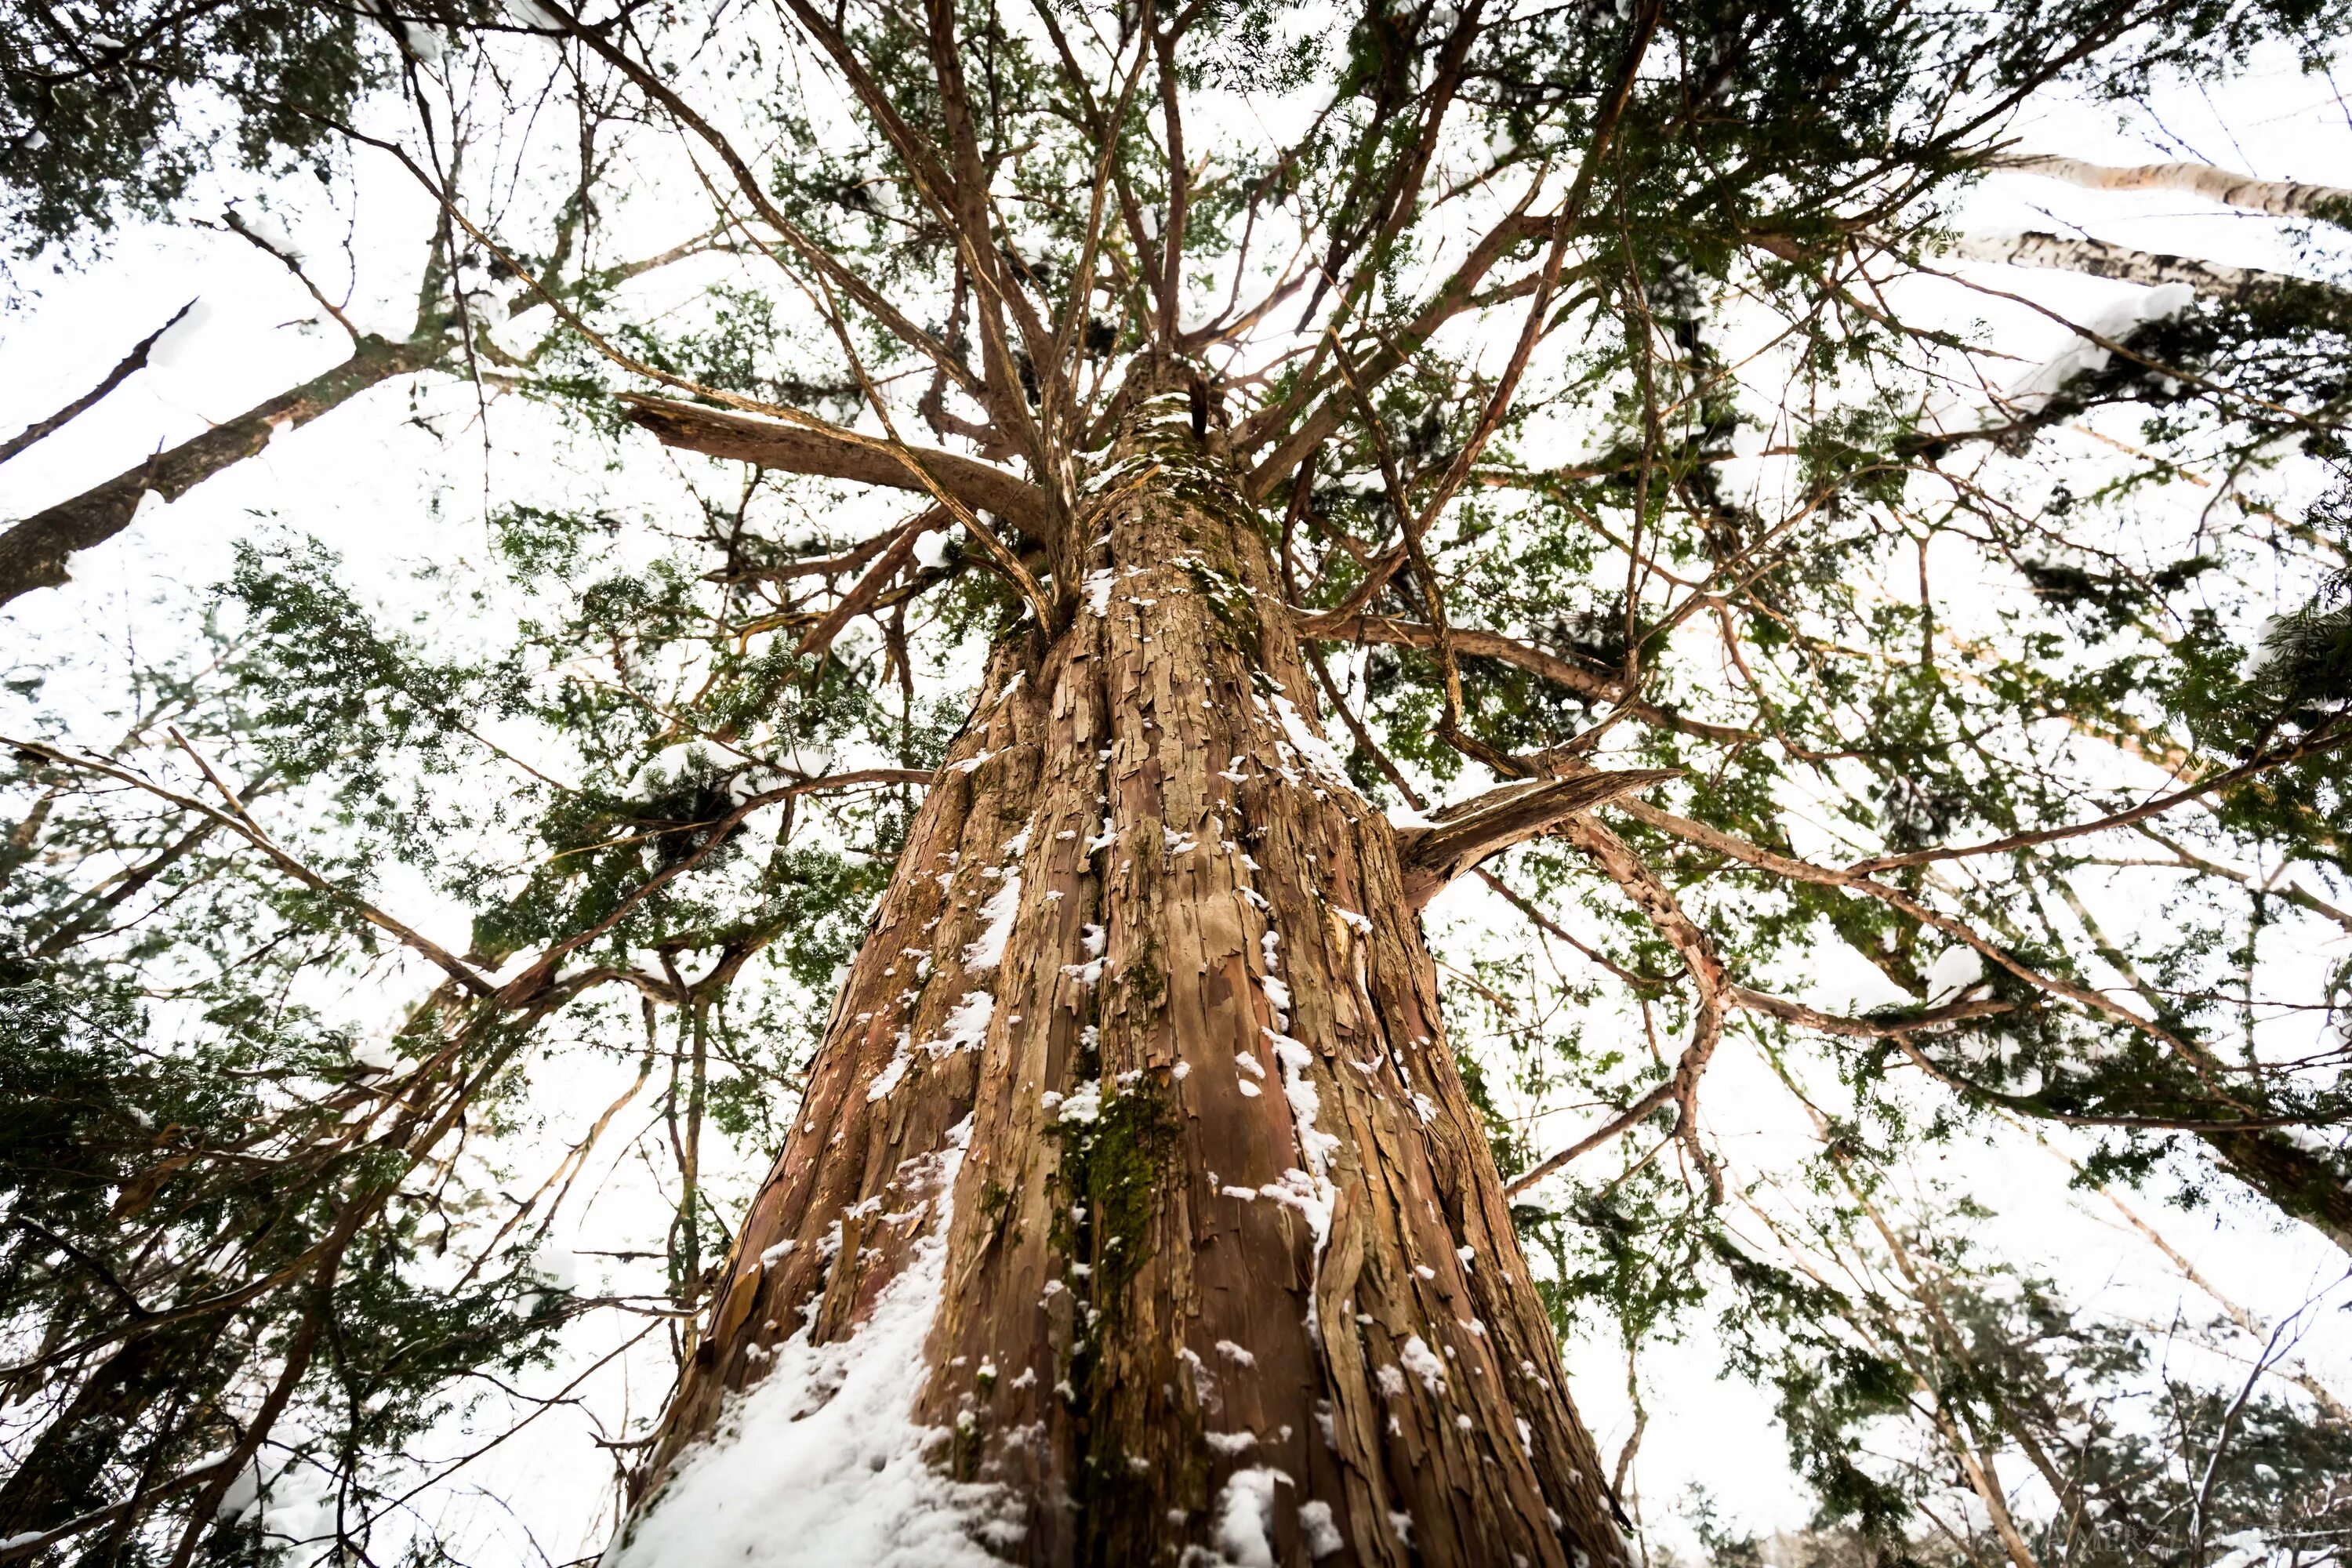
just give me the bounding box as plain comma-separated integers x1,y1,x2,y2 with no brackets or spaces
2,2,394,267
9,0,2352,1558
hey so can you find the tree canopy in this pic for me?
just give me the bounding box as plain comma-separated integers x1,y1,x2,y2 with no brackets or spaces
2,0,2350,1562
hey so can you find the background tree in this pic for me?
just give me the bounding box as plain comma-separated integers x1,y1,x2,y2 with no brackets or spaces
2,0,2350,1564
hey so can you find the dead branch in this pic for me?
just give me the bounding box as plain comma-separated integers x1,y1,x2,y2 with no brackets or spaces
619,395,1050,543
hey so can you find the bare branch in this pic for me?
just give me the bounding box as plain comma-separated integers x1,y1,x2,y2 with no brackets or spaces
0,301,192,468
1846,722,2350,876
619,395,1051,543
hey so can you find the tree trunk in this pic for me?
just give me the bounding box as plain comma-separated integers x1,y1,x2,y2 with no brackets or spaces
2002,153,2352,224
603,390,1631,1566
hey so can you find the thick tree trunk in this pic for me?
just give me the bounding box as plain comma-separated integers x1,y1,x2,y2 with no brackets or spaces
604,393,1630,1566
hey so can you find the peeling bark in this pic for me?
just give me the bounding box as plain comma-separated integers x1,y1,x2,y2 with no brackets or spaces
612,387,1629,1566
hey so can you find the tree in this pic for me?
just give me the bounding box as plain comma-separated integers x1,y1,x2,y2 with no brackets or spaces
4,0,2351,1564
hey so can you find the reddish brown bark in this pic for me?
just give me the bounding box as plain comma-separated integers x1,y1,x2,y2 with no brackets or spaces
614,392,1630,1566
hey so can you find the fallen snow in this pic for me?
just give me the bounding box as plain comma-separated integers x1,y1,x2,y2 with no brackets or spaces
1398,1335,1447,1393
1058,1081,1103,1125
601,1122,1011,1568
2001,281,2194,412
1266,691,1359,793
868,994,996,1103
1298,1499,1345,1559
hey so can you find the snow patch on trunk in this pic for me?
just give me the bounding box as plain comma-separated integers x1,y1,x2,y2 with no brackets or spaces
601,1122,1011,1568
1212,1467,1281,1567
963,872,1021,971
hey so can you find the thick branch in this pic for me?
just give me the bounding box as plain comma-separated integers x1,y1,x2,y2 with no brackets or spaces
2004,154,2352,223
1954,230,2330,300
794,512,930,660
1396,771,1679,908
619,395,1049,543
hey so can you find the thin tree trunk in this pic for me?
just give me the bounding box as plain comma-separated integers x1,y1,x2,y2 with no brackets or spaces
0,334,439,608
607,383,1629,1566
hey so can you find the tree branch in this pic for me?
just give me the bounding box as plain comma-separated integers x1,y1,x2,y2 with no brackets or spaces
8,735,492,995
1953,230,2336,302
0,335,439,607
1395,770,1679,908
1293,607,1755,745
0,301,193,468
619,395,1049,544
2003,153,2352,223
